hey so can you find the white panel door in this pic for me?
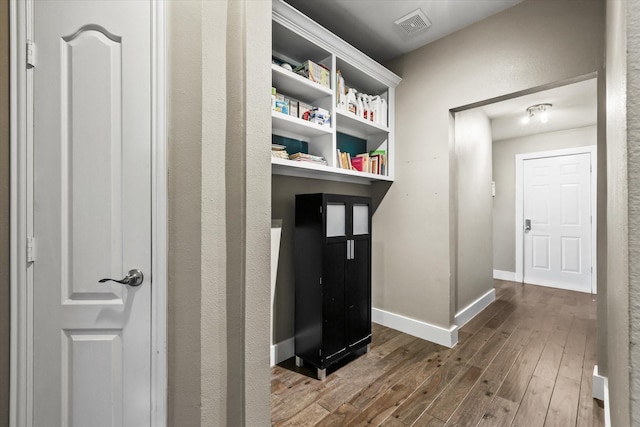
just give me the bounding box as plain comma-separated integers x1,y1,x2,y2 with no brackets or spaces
523,153,592,293
32,1,152,425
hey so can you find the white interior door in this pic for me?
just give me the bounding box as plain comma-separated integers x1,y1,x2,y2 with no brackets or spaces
32,1,152,425
523,153,592,293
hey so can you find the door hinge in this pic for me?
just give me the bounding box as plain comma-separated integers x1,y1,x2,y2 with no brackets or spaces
26,40,36,68
26,236,36,263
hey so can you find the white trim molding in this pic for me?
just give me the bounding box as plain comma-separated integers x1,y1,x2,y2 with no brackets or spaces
515,145,597,293
150,1,168,425
9,0,29,425
455,289,496,328
271,337,295,367
372,307,458,348
493,269,517,282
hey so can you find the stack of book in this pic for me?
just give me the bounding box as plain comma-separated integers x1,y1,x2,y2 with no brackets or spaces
289,152,327,166
336,149,387,175
271,144,289,159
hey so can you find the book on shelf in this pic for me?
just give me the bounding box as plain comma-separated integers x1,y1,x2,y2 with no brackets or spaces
334,149,389,175
350,156,364,172
355,153,369,174
371,156,379,175
340,152,350,170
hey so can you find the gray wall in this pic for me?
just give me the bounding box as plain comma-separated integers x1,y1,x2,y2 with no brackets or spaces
168,0,272,424
605,0,637,424
0,0,8,425
492,126,597,273
378,0,605,329
167,2,202,423
627,1,640,421
454,110,494,312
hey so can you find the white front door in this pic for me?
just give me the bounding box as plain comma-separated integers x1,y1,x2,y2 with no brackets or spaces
523,153,593,293
32,1,153,425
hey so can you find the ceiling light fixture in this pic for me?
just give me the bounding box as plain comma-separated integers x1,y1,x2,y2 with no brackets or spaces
523,103,552,124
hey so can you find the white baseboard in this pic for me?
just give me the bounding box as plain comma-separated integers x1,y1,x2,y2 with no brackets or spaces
592,365,610,426
604,375,610,427
592,365,605,401
270,337,294,367
455,289,496,328
371,307,458,348
493,269,516,281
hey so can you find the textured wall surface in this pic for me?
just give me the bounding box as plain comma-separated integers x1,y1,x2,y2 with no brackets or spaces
169,0,272,424
378,0,605,328
629,0,640,420
624,1,640,424
167,1,203,424
605,0,631,425
0,1,8,425
492,126,597,273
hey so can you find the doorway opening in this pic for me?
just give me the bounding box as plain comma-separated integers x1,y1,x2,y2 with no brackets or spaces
453,75,598,297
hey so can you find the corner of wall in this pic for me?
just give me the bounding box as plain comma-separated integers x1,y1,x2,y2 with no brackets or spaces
454,288,496,329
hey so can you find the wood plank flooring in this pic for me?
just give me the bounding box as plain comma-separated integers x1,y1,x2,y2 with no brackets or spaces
271,280,605,426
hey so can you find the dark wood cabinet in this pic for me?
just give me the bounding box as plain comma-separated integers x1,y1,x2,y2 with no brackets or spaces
294,193,371,380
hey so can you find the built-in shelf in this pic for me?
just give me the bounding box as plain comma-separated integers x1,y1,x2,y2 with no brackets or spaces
271,157,392,185
271,64,333,103
271,0,401,184
272,111,333,137
334,110,389,137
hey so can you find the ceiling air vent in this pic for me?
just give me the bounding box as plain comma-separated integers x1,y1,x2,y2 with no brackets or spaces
394,9,431,37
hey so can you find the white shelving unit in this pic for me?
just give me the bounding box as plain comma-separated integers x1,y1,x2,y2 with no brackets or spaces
271,0,401,185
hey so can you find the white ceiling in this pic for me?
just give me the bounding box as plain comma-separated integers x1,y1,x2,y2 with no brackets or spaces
283,0,524,63
480,79,597,142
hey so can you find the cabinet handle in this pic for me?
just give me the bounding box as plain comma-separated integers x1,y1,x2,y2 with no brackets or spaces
346,239,354,260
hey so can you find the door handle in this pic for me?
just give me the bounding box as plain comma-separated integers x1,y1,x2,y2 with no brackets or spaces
524,219,532,233
99,269,144,287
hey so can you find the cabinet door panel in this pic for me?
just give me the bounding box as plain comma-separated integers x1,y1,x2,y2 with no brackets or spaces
326,203,346,237
347,238,371,345
323,241,347,359
352,203,369,235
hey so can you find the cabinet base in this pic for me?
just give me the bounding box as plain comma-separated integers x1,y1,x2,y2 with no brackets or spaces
317,368,327,381
294,337,371,381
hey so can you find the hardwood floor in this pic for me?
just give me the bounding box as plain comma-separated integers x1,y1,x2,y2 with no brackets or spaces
271,280,605,426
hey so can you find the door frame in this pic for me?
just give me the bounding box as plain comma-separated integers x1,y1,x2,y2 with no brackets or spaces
514,145,597,293
9,1,168,425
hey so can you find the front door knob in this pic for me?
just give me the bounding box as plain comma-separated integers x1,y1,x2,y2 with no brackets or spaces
99,269,144,287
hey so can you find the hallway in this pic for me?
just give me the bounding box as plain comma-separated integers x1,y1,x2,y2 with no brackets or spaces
271,280,604,426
